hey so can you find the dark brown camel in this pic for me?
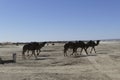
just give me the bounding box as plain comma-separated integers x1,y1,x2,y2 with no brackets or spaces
86,40,100,53
64,41,88,56
22,42,38,59
36,42,47,55
22,42,46,59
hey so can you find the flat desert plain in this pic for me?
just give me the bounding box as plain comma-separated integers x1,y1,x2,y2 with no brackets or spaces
0,41,120,80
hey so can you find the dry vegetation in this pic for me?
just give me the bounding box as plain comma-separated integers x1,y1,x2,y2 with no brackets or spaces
0,41,120,80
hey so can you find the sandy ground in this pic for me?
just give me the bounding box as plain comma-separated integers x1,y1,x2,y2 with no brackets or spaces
0,41,120,80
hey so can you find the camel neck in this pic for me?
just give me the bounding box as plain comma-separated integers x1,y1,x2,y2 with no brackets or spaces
95,41,100,46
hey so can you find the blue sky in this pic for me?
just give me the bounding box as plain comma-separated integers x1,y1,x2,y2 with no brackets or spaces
0,0,120,42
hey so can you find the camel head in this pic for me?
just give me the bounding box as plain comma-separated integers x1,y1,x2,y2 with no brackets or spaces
96,40,100,46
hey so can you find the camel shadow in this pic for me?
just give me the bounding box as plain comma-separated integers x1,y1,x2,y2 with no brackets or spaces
87,54,97,56
0,60,16,64
71,54,97,58
72,55,88,58
37,54,50,57
35,55,55,60
42,50,56,52
109,55,120,59
35,57,55,60
98,52,108,54
24,54,53,60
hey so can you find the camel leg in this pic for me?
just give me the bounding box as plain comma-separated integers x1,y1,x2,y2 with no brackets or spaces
70,48,78,56
93,47,96,53
64,52,67,56
70,52,74,56
22,51,26,59
27,50,30,56
80,48,83,55
37,49,41,56
36,50,39,56
64,48,68,56
32,50,37,59
76,48,79,56
84,48,88,55
90,47,93,53
70,48,75,56
28,50,34,59
28,51,34,58
74,48,78,56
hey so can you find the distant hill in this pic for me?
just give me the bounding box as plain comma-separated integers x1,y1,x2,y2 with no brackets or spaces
1,39,120,44
102,39,120,41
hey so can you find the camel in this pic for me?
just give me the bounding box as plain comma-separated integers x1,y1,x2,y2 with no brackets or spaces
36,42,47,55
86,40,100,54
22,42,46,59
64,41,88,56
64,41,75,56
22,42,39,59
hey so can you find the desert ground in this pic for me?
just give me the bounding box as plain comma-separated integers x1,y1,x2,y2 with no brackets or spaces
0,41,120,80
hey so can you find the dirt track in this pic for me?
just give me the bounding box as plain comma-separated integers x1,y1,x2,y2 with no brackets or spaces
0,41,120,80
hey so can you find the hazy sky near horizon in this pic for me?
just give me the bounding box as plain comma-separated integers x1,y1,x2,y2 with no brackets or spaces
0,0,120,42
